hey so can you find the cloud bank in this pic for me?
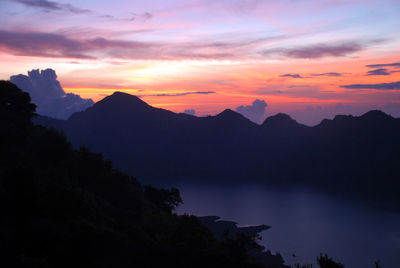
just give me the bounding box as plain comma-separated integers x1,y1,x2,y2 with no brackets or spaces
10,69,94,119
236,99,267,124
0,30,239,60
0,28,371,62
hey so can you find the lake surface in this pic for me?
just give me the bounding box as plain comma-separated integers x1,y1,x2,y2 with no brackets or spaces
176,184,400,268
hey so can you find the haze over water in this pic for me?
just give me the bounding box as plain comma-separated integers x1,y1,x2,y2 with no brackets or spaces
177,184,400,267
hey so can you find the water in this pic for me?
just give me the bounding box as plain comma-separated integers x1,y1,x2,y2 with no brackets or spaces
176,184,400,267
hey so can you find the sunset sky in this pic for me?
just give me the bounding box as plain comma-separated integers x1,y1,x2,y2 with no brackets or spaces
1,0,400,125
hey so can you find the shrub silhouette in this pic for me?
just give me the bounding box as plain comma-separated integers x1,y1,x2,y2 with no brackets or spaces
317,254,344,268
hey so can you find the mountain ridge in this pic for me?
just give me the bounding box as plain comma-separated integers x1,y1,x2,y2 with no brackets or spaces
33,92,400,209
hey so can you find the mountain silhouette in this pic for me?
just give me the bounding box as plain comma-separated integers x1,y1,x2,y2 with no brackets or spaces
2,81,292,268
261,113,303,129
34,91,400,208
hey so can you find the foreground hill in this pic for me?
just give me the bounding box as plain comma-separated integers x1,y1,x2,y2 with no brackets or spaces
34,91,400,208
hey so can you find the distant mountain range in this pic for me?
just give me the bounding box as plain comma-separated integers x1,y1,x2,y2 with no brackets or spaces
34,92,400,208
2,81,288,268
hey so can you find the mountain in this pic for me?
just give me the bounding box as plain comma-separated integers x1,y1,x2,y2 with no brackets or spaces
35,92,260,184
33,91,400,208
1,81,289,268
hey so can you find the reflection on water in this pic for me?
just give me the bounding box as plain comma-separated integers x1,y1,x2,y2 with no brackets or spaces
176,184,400,267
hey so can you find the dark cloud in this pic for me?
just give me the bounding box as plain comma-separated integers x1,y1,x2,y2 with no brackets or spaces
280,74,306,78
311,72,344,77
341,81,400,90
143,91,215,97
263,42,362,59
366,68,391,76
184,109,196,115
14,0,91,14
236,99,267,124
10,69,94,119
366,62,400,68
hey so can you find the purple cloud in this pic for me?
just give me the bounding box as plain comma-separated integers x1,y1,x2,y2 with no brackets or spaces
0,30,94,59
263,42,362,59
280,74,305,78
10,68,94,119
236,99,267,124
366,62,400,68
341,81,400,90
366,68,391,76
311,72,344,77
14,0,91,14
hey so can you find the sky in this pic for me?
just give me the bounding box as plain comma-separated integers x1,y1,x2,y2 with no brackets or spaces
1,0,400,125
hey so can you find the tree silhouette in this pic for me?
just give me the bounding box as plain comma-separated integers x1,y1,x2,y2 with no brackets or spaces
317,254,344,268
0,80,36,124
